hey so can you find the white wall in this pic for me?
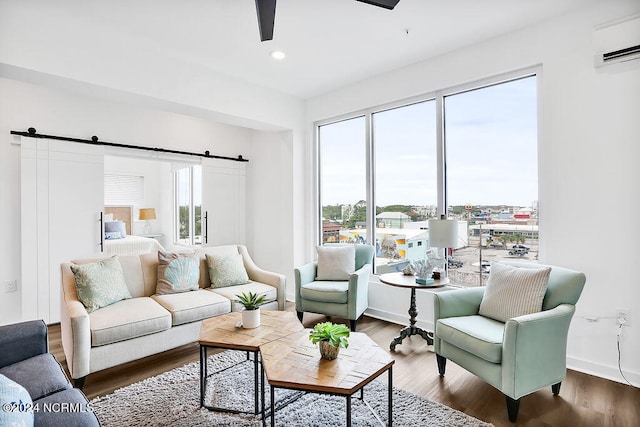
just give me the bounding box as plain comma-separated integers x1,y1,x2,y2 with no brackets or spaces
0,77,297,325
246,130,295,284
305,1,640,384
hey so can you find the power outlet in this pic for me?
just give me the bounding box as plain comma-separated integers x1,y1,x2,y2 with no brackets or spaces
616,308,631,326
5,280,17,293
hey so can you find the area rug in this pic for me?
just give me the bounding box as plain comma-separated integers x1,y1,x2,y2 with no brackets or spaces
90,350,492,426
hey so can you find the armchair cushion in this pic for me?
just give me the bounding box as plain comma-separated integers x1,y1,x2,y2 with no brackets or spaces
436,315,505,363
479,262,551,322
315,245,355,280
300,281,349,303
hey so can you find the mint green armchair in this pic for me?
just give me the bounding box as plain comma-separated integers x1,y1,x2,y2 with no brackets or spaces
433,262,586,422
295,245,374,331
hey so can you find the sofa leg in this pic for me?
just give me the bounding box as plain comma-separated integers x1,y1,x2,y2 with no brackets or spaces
349,319,357,332
296,311,304,322
505,395,520,422
436,354,446,376
74,376,87,390
552,382,562,395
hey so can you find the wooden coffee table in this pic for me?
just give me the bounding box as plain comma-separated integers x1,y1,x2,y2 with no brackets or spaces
198,310,304,414
260,330,394,426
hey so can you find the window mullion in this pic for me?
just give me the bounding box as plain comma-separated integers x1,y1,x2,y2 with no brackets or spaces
436,93,446,216
365,113,375,247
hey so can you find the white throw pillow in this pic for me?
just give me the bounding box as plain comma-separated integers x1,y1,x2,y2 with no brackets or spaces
478,262,551,322
315,245,356,281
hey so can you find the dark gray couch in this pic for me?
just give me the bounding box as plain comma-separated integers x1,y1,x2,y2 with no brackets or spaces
0,320,100,426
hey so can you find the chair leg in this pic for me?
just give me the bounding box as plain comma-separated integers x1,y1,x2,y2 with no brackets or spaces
296,311,303,322
505,395,520,422
552,382,562,395
436,354,446,376
74,376,87,390
349,319,357,332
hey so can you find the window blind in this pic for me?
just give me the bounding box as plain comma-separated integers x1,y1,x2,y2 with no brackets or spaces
104,174,144,206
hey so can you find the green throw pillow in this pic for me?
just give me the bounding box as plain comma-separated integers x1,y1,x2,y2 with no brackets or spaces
0,374,34,427
206,253,250,288
156,251,200,295
70,256,132,313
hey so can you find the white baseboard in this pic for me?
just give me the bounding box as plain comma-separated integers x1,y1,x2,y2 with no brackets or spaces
567,355,640,387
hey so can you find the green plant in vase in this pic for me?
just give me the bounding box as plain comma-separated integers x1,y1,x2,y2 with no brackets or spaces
309,322,350,360
235,292,266,329
235,292,266,310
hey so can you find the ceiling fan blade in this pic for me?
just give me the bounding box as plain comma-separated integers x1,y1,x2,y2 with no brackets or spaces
255,0,276,42
355,0,400,10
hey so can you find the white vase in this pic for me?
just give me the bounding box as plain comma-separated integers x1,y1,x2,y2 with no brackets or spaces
242,308,261,329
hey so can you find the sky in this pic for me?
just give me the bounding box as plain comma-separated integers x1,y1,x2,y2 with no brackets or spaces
319,75,538,209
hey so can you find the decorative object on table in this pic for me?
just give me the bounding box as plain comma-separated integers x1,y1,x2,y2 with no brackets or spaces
428,215,459,284
235,292,266,328
410,259,434,285
309,321,350,360
401,264,414,275
139,207,157,235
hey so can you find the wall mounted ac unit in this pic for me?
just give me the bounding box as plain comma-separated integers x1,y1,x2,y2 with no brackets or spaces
593,14,640,68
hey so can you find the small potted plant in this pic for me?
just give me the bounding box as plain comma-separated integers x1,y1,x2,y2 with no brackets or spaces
235,292,266,328
309,322,350,360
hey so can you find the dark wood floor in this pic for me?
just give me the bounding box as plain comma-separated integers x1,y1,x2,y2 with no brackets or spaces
48,307,639,427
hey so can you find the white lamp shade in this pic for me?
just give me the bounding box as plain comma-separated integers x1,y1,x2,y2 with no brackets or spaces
428,218,458,248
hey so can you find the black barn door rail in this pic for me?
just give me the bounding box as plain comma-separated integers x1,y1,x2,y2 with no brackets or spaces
10,127,248,162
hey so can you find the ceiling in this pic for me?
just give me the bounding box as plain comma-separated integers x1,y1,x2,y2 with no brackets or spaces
1,0,600,99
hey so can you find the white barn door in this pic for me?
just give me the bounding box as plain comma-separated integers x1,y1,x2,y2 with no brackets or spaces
21,138,104,323
200,158,246,247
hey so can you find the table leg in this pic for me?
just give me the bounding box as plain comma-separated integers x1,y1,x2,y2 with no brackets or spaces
261,359,265,423
199,345,207,407
346,395,352,427
254,350,259,414
388,365,393,427
270,385,276,427
390,288,434,351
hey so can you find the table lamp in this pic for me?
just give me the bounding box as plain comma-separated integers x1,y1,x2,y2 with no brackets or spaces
139,208,156,235
428,215,459,284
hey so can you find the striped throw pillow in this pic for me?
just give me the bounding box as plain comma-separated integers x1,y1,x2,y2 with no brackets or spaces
479,263,551,322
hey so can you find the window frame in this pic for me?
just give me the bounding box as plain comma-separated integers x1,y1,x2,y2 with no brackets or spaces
314,67,541,269
173,164,202,246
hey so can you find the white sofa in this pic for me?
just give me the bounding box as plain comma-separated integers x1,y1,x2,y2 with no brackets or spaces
60,245,285,388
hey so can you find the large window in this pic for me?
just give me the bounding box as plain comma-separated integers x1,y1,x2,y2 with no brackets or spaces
373,101,437,271
319,116,367,244
174,165,202,246
317,73,539,282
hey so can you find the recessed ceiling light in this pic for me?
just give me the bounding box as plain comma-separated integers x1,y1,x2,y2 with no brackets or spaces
270,50,286,60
